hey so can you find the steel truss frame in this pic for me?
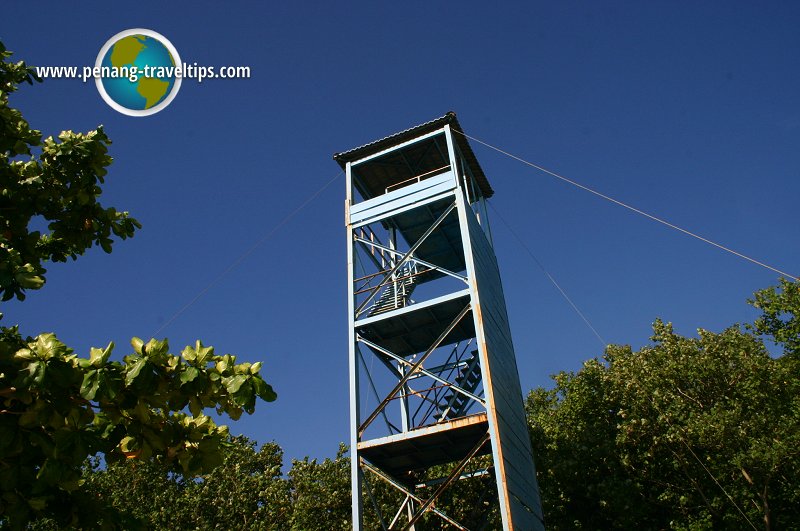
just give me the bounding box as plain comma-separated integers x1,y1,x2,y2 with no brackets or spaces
350,203,492,528
355,200,457,317
360,431,492,531
346,121,543,530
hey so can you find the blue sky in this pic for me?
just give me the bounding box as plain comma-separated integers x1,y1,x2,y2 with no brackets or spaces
3,1,799,463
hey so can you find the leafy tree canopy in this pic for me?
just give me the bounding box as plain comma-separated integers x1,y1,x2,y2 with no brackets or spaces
0,41,276,529
22,279,799,529
749,277,800,357
0,40,139,302
527,281,800,530
77,436,291,530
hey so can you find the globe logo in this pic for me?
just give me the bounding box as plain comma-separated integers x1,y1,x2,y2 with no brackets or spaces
95,29,182,116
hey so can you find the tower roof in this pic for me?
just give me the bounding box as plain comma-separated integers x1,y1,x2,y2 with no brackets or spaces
333,111,494,199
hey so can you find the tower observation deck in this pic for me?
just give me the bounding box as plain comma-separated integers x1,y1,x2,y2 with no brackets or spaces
336,112,544,530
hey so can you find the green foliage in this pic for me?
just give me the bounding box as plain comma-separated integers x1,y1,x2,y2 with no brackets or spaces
286,444,499,529
411,457,501,529
32,440,387,530
79,436,291,530
26,276,796,529
0,333,276,527
288,443,353,530
72,439,493,530
750,277,800,357
527,357,647,529
0,40,276,529
0,41,139,302
286,446,495,529
527,283,800,530
185,437,291,530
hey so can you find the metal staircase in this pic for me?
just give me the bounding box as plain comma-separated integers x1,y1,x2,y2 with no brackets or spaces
367,263,418,316
435,349,482,421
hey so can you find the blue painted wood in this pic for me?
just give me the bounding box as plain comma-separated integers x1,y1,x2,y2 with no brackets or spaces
354,288,471,327
349,171,456,225
465,204,545,529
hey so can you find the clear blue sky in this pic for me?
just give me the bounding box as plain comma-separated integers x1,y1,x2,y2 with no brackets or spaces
3,1,799,463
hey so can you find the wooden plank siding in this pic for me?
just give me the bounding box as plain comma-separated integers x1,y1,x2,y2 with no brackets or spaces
464,202,545,530
348,170,456,226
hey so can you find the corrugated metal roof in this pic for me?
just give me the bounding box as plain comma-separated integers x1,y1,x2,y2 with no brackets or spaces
333,111,494,199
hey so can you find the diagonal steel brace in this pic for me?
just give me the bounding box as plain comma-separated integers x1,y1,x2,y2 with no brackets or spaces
403,432,491,530
361,459,468,530
358,335,485,407
355,201,456,317
358,303,471,436
353,236,468,284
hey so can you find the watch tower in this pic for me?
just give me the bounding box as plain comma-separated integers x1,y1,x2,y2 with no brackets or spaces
336,112,544,530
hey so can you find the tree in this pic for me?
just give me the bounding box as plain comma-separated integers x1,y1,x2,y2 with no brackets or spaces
72,438,492,530
0,42,138,303
0,41,276,529
750,277,800,357
526,357,651,529
1,332,278,528
527,282,800,530
287,444,353,530
182,436,291,530
78,436,292,530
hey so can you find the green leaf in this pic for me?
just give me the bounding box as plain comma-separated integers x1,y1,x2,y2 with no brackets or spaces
13,348,35,361
180,366,199,385
30,333,68,360
131,337,144,354
224,375,247,395
27,497,47,511
36,458,70,485
119,435,137,453
181,344,197,363
19,406,43,428
133,401,151,422
194,341,214,365
144,338,168,361
188,396,203,416
125,357,147,386
14,269,44,289
89,341,114,367
80,369,101,400
253,377,277,402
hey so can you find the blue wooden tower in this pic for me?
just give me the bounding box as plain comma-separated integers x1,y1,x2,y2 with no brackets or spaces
335,112,544,530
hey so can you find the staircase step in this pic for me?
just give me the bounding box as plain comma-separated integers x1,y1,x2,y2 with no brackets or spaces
431,350,484,421
367,266,419,317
